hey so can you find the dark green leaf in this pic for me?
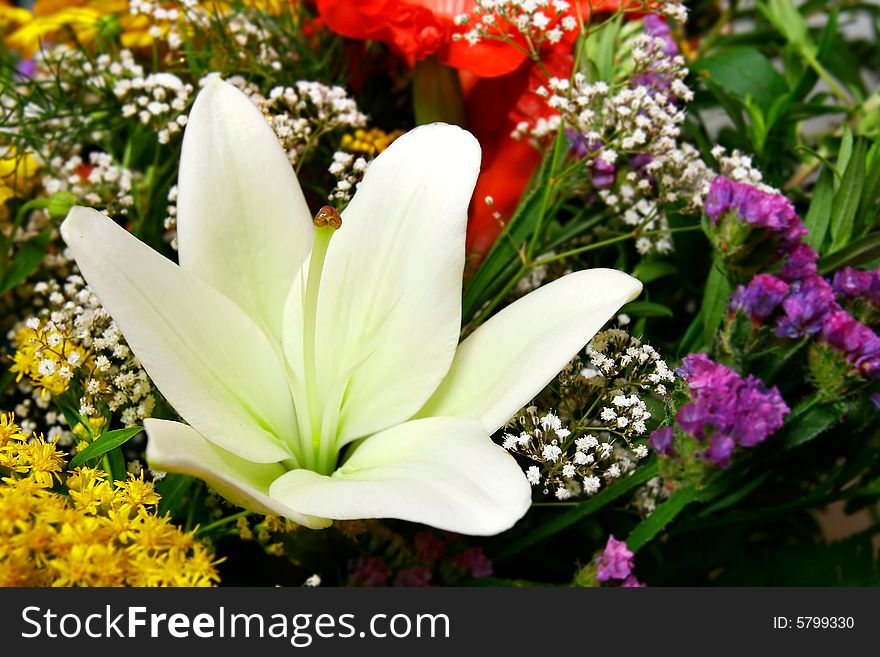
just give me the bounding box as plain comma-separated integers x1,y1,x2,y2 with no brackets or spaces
834,127,854,192
700,258,731,348
803,168,834,250
855,140,880,236
69,426,144,469
780,402,839,449
818,231,880,273
693,48,787,111
631,260,678,284
0,228,52,295
620,300,674,318
592,15,621,82
830,139,867,252
157,473,196,517
627,484,699,553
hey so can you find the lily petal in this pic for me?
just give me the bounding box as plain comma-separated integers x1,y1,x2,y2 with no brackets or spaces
268,417,530,535
61,207,296,463
177,77,314,341
145,419,330,529
418,269,643,433
303,124,480,446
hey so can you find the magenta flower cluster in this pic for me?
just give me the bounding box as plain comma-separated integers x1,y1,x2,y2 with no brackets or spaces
348,532,492,587
712,176,880,379
654,354,789,468
705,176,807,250
595,536,643,587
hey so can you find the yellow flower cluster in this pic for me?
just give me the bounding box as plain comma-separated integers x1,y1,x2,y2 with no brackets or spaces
0,147,40,221
340,128,403,157
9,319,93,397
0,413,221,587
5,0,291,56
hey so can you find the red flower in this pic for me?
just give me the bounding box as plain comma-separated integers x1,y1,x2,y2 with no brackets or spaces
316,0,527,76
317,1,631,257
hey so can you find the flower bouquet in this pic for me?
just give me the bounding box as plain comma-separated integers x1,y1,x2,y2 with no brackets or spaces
1,0,878,587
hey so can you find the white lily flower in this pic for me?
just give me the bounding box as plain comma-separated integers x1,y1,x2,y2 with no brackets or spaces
60,78,642,535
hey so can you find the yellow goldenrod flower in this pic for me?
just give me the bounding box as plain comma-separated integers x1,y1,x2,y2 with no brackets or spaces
0,147,40,221
0,412,222,587
6,0,293,55
340,127,403,157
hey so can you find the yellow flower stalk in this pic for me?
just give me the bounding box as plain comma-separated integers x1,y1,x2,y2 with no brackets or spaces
0,413,221,587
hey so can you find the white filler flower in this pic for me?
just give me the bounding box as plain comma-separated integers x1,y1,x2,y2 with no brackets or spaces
61,78,642,535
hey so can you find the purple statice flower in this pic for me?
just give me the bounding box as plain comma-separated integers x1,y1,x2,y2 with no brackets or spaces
566,130,616,188
621,576,646,588
566,128,591,159
730,274,790,321
705,177,807,249
732,380,790,447
452,547,493,578
872,393,880,409
15,58,36,80
675,354,789,467
832,267,880,303
850,329,880,378
349,556,393,587
591,158,616,189
414,532,446,566
821,309,868,352
704,435,736,468
775,275,837,338
647,426,676,457
779,243,819,282
393,567,432,587
704,176,740,218
595,536,634,582
643,15,678,57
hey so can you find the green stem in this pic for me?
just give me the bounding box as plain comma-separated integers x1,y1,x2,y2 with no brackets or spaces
196,510,253,536
802,47,853,110
472,264,527,326
534,233,632,266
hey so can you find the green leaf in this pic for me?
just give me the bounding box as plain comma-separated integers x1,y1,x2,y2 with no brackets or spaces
626,484,699,552
702,79,747,137
818,231,880,273
758,0,809,47
834,127,854,192
693,48,787,111
803,168,834,250
780,402,839,449
157,473,196,517
495,462,659,561
68,426,144,469
0,228,52,295
829,139,867,252
0,368,13,395
620,300,674,318
592,15,621,83
700,258,731,349
677,309,705,359
631,260,677,284
855,140,880,236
